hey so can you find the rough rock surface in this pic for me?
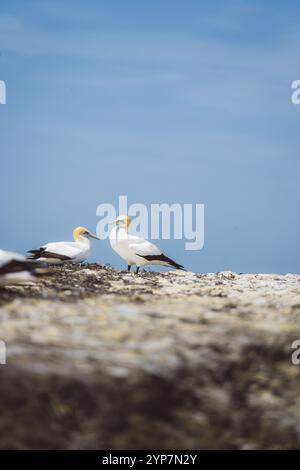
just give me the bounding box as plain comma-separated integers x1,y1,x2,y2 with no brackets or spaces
0,265,300,449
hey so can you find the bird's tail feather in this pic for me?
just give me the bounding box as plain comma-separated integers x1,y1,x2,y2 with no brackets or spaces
27,248,45,260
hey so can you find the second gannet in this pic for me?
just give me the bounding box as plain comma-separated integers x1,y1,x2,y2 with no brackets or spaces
109,215,184,273
0,249,49,285
27,227,100,264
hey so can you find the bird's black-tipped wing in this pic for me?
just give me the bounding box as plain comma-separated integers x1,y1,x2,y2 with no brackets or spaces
27,247,71,261
137,253,185,270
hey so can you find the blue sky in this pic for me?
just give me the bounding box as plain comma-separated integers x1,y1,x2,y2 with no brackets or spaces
0,0,300,273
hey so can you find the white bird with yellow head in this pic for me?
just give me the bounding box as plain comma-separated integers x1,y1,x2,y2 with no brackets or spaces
109,215,184,273
27,227,100,264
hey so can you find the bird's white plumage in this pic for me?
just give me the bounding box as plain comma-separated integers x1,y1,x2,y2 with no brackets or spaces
129,239,161,257
0,249,23,267
38,240,91,264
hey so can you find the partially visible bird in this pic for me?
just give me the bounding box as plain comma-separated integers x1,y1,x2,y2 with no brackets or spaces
0,249,49,285
27,227,100,264
109,215,184,273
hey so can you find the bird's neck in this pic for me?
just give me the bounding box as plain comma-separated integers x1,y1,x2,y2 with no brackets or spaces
111,226,128,240
76,236,91,247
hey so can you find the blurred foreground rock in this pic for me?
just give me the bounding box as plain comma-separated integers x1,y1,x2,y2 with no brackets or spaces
0,265,300,449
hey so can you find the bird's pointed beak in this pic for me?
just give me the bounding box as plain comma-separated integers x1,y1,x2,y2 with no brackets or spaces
109,220,118,226
88,232,101,240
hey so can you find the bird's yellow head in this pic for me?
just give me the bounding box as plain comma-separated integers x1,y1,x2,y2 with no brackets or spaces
114,215,132,231
73,226,100,241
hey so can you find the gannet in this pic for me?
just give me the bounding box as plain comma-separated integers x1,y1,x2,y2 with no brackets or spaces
109,215,184,273
27,227,100,264
0,249,49,285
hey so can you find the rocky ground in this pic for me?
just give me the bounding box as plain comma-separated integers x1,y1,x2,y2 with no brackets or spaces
0,264,300,449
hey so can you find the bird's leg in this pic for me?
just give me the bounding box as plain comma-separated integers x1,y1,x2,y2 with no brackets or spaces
127,265,131,272
135,267,140,274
